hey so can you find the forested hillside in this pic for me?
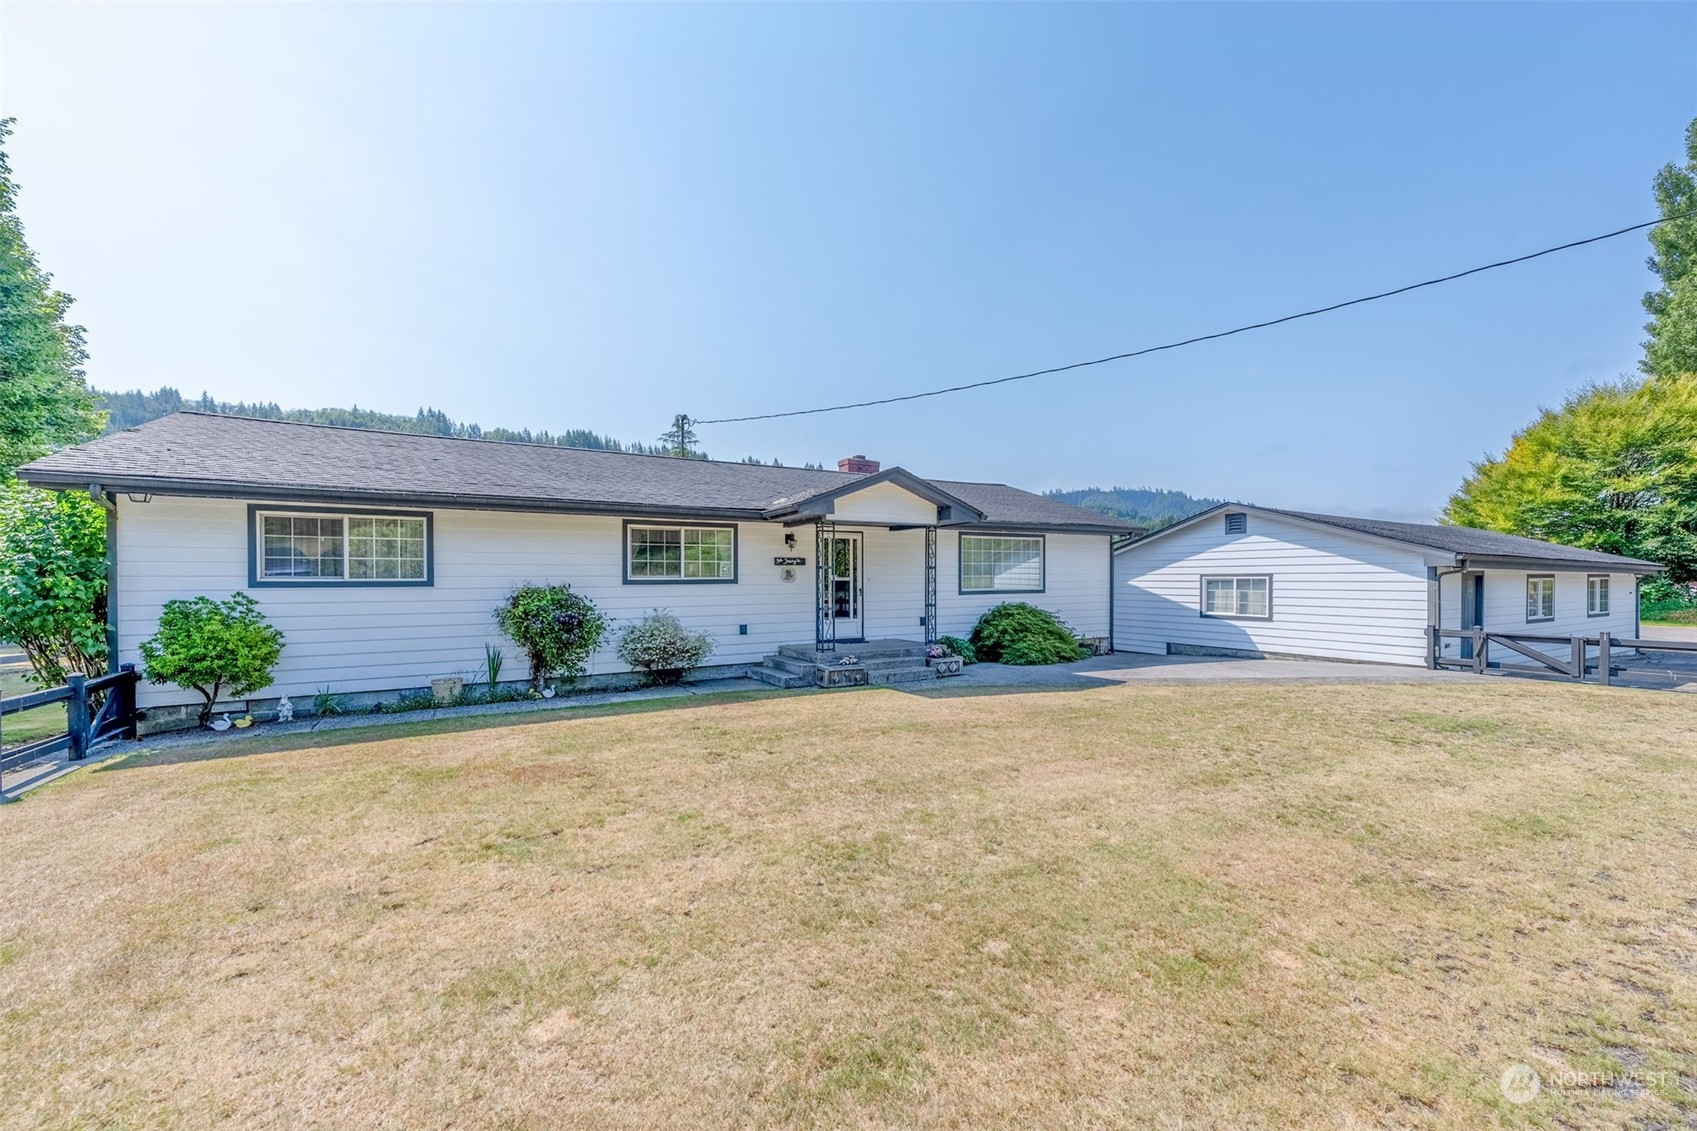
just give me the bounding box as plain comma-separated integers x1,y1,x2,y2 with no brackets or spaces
1043,486,1222,530
93,387,813,465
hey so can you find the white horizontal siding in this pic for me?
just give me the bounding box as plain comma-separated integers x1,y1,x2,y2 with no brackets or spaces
1435,570,1642,665
936,532,1111,640
116,497,813,709
114,497,1114,709
1113,513,1432,666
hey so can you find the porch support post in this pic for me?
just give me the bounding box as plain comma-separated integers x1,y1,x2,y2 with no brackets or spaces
815,520,827,652
923,526,938,645
815,520,836,653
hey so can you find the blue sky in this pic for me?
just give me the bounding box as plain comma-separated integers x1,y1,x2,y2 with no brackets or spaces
3,3,1694,520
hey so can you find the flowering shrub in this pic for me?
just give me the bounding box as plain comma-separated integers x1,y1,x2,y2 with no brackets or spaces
616,610,714,685
494,583,607,688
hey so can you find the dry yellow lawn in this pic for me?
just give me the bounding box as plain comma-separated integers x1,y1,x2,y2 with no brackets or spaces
2,680,1694,1129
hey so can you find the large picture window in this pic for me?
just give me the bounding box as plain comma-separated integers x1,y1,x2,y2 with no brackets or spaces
1201,575,1271,619
959,534,1045,593
626,523,736,582
251,508,431,586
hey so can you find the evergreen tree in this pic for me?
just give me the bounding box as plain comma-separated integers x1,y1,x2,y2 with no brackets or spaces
1644,118,1697,378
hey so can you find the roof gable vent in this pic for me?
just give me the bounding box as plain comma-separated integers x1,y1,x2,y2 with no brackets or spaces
1224,512,1247,535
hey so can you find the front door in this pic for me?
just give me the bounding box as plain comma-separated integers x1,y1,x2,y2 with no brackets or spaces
827,533,864,641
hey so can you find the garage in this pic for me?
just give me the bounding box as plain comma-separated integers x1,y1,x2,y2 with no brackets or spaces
1112,505,1662,668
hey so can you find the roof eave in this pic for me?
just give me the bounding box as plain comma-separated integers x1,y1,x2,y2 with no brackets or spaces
1457,554,1666,575
18,471,771,523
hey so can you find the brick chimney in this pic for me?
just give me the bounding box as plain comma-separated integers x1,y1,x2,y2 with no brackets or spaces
838,454,880,474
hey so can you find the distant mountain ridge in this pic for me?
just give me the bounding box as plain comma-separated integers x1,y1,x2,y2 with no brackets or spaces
93,387,815,467
1043,486,1223,531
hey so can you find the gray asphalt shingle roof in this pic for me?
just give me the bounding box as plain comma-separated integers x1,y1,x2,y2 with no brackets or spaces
1121,503,1661,571
19,412,1132,532
1263,508,1663,569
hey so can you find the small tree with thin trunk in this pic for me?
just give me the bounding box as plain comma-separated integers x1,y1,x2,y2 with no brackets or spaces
138,594,285,725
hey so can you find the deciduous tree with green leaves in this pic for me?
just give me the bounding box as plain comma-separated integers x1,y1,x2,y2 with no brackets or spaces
0,481,108,685
1445,119,1697,586
1444,375,1697,582
0,118,103,477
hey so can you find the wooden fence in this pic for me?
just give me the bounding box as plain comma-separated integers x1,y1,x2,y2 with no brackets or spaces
0,664,140,789
1428,628,1697,686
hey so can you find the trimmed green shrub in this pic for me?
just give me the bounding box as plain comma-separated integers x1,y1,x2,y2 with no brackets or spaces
968,602,1087,666
617,610,714,685
495,583,607,689
139,594,285,725
936,635,977,664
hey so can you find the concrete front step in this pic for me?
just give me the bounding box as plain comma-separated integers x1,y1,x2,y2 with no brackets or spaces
748,665,813,689
753,640,940,689
777,640,930,664
867,667,937,686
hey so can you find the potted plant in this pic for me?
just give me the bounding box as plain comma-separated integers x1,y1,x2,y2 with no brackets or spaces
926,642,963,677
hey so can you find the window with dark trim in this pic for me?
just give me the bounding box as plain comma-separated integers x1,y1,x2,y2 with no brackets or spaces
1201,575,1271,619
1587,574,1610,617
625,522,737,582
1526,574,1556,622
959,533,1045,593
250,507,432,586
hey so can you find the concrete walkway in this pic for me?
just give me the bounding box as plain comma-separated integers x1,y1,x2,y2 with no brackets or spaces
949,651,1469,690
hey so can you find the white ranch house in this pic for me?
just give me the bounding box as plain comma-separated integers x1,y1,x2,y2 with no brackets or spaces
1112,504,1661,667
20,413,1127,727
20,416,1669,729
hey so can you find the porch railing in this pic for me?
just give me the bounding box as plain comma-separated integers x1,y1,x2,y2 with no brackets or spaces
1428,628,1697,686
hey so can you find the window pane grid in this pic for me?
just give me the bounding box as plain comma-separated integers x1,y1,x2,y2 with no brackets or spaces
1202,576,1271,618
629,526,734,580
259,512,426,582
960,535,1043,592
1526,576,1555,621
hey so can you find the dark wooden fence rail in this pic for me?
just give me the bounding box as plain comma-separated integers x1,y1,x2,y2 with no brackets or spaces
0,664,139,788
1428,628,1697,686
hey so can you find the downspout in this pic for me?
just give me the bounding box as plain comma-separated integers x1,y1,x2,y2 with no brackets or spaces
89,484,118,674
1106,536,1116,654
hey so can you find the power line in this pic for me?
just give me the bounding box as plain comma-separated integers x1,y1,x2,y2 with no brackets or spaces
695,212,1693,426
